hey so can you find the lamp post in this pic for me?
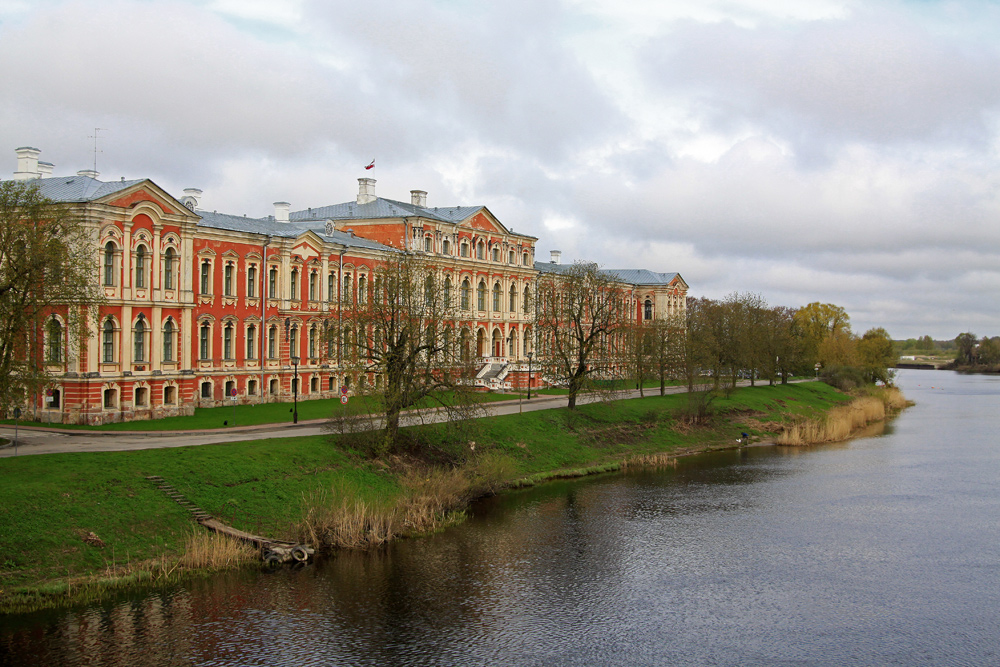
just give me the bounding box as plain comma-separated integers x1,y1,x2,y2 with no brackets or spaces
527,351,533,400
291,356,299,424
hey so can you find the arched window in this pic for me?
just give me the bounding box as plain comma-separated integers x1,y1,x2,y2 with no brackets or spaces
309,271,318,301
424,235,432,252
163,248,175,290
163,318,175,361
246,324,256,360
268,325,277,359
343,273,352,302
424,276,434,306
247,264,256,298
523,251,530,266
134,245,146,288
134,318,146,362
461,242,469,258
47,318,62,363
523,286,531,314
358,275,367,303
509,284,517,312
492,282,501,311
443,239,451,255
477,281,486,311
461,279,470,310
223,322,233,360
102,319,115,362
492,246,500,262
328,272,336,302
309,325,317,358
268,267,277,298
200,260,211,294
103,242,116,286
476,242,485,260
644,299,653,321
444,277,452,308
290,326,298,357
290,268,299,300
509,249,515,264
200,322,210,360
224,263,234,296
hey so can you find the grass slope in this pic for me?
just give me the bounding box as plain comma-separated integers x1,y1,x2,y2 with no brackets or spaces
0,381,850,610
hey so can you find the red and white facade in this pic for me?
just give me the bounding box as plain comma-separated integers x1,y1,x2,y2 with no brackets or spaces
9,148,687,424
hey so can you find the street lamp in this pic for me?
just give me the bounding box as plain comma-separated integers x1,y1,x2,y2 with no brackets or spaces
291,356,300,424
527,351,533,400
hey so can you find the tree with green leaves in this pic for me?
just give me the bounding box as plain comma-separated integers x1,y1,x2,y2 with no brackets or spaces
0,180,104,414
955,332,978,366
856,327,897,384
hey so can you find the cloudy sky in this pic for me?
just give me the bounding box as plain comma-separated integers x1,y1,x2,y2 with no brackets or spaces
2,0,999,339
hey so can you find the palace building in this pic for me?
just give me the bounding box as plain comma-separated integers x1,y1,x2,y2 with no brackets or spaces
6,147,687,424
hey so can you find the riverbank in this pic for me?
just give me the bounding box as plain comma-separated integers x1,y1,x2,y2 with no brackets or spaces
0,381,898,614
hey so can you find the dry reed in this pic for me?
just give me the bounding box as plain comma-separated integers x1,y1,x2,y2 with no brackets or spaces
178,530,257,569
776,387,907,446
621,452,679,470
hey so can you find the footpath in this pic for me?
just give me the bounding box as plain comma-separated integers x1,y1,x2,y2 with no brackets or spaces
0,382,757,457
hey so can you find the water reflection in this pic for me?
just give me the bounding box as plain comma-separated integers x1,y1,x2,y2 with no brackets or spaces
3,370,999,666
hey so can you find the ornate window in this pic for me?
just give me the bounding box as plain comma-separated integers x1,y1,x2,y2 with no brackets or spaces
200,322,210,360
224,263,234,296
290,268,299,300
163,319,175,361
268,325,277,359
246,324,256,360
223,322,234,360
47,318,62,363
509,284,517,312
492,282,501,311
461,279,470,310
309,326,318,358
460,242,469,258
509,249,515,264
644,299,653,321
476,242,485,260
328,272,336,302
102,319,115,362
200,260,211,294
492,246,500,262
443,239,451,255
268,267,277,298
134,317,146,362
309,271,318,301
247,264,256,298
477,281,486,311
135,245,146,288
163,248,176,290
424,236,432,252
103,242,116,286
444,277,452,308
523,286,531,314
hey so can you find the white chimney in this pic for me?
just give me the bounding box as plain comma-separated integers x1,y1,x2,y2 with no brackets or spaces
13,146,41,180
274,201,290,223
550,250,562,264
180,188,203,211
77,169,100,180
357,178,376,205
37,161,54,178
410,190,427,207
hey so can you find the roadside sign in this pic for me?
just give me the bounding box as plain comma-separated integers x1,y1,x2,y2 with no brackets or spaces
340,395,348,405
230,387,238,401
46,389,53,397
340,385,348,395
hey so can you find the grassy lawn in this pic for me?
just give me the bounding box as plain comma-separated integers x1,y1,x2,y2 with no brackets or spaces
0,380,851,604
1,390,525,432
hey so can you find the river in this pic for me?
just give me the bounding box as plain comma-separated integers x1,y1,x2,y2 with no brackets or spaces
2,369,998,666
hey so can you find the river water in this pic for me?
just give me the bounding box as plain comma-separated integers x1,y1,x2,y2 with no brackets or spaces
2,369,998,666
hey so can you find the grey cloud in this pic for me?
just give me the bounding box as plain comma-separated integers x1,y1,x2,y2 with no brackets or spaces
640,10,1000,160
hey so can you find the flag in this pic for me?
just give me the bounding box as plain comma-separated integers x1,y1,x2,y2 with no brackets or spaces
364,159,375,170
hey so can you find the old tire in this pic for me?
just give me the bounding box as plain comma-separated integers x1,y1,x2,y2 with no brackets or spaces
263,551,282,567
291,545,309,562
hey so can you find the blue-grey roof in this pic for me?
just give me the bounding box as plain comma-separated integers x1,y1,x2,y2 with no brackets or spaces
604,269,680,285
289,197,485,225
534,263,681,287
14,175,145,202
196,210,396,253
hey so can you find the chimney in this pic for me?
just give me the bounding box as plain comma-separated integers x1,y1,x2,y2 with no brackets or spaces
550,250,562,264
180,188,202,211
36,161,54,178
410,190,427,207
13,146,41,180
274,201,290,223
77,169,100,180
357,178,376,205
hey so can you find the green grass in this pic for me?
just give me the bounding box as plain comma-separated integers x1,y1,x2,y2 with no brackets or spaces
1,391,524,432
0,380,855,611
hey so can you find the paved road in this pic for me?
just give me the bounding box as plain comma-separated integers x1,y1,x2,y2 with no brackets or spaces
0,382,746,457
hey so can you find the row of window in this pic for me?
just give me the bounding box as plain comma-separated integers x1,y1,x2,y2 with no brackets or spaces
419,233,532,266
103,242,178,289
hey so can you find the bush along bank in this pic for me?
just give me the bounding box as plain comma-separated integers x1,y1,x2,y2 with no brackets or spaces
1,381,902,614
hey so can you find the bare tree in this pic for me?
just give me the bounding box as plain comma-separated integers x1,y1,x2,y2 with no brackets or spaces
0,181,103,413
535,262,627,409
334,252,481,456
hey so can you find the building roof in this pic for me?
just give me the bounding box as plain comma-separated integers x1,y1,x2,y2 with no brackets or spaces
534,262,683,288
196,210,397,253
289,197,484,225
20,175,145,202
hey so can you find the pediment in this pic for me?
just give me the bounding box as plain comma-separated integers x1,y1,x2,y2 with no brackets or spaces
99,180,197,219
